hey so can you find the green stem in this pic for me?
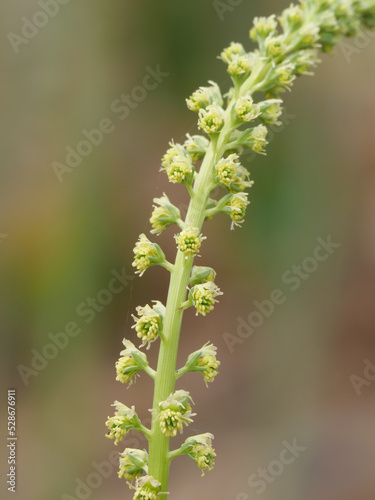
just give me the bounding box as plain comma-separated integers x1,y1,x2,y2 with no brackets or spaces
147,110,234,496
167,447,186,462
136,2,375,495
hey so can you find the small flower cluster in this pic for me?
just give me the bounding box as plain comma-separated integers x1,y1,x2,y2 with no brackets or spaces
181,343,220,386
226,193,250,226
183,134,210,162
189,281,223,316
186,81,226,135
115,340,149,385
132,234,168,276
227,125,268,155
183,433,216,476
150,194,182,235
132,475,161,500
215,154,254,193
198,104,225,134
186,81,223,111
258,99,283,125
205,192,251,227
106,401,143,445
245,0,375,98
157,390,195,437
108,1,375,497
220,42,255,80
175,227,205,257
132,301,165,347
235,94,261,122
197,354,220,385
161,143,194,184
118,448,148,481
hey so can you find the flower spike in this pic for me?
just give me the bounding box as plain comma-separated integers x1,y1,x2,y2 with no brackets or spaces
106,1,375,497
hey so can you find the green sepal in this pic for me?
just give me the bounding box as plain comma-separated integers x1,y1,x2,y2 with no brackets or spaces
131,351,149,371
189,266,217,286
127,449,148,469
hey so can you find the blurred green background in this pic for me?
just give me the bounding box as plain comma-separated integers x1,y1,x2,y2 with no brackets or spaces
1,1,375,499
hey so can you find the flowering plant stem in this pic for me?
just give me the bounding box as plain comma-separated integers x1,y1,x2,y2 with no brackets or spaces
147,139,225,494
105,1,375,498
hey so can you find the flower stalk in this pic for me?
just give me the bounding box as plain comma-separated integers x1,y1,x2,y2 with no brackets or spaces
105,1,375,498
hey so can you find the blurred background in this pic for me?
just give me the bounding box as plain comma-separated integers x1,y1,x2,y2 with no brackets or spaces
1,1,375,499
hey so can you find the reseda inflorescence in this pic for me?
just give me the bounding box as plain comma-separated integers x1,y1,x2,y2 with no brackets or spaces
105,1,375,498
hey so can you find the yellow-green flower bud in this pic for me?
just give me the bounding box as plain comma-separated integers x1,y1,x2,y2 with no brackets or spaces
190,282,223,316
279,4,304,30
227,54,253,78
133,475,161,500
159,409,184,437
161,142,185,168
150,205,170,235
235,95,261,122
299,22,321,48
158,390,195,437
264,35,285,58
197,355,220,384
184,343,220,385
115,340,149,385
198,104,225,134
115,355,139,385
150,194,182,235
105,401,141,445
186,88,211,112
186,81,223,111
175,227,205,257
248,124,268,153
220,42,246,63
205,191,252,226
183,134,209,162
291,50,319,76
132,234,166,276
226,192,250,226
160,389,193,411
258,99,283,125
132,301,165,347
250,15,278,41
164,154,193,184
277,64,296,85
215,154,253,192
118,448,148,481
215,154,240,187
270,63,296,92
184,433,216,476
189,266,217,286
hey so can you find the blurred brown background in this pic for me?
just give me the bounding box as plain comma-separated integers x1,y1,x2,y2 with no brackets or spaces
1,1,375,499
